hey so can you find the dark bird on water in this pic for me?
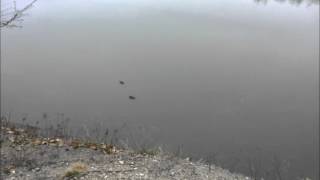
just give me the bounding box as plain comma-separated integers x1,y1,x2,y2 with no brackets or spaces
129,96,136,100
119,81,125,85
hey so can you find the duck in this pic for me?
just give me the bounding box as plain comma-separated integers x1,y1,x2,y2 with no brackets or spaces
129,96,136,100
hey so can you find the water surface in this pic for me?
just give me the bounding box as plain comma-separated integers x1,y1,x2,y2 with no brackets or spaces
1,0,319,179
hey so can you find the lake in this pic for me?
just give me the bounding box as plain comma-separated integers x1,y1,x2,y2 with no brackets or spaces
1,0,319,179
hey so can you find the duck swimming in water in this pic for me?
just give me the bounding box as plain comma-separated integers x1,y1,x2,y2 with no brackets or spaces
129,96,136,100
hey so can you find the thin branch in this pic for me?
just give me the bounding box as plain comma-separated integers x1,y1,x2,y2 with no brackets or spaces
1,0,38,28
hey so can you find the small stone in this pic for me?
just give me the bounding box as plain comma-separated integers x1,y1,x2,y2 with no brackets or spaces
32,167,40,172
137,173,144,176
119,161,124,165
8,136,15,142
16,146,22,151
90,145,97,150
32,139,42,145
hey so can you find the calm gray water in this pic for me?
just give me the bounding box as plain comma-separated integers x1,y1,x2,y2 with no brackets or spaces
1,0,319,179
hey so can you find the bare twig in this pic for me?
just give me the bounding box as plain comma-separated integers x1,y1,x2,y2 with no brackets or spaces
1,0,38,28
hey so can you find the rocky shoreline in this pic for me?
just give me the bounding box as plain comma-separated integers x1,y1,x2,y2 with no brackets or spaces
0,123,251,180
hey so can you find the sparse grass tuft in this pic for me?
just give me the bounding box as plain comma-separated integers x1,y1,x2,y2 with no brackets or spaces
138,147,159,156
63,162,88,179
64,171,80,179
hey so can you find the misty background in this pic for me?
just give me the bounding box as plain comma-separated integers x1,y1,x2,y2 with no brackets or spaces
1,0,319,179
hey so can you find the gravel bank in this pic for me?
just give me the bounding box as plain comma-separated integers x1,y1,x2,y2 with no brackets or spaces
0,124,251,180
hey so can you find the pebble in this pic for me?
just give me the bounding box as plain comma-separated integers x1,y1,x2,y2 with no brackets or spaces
32,167,40,172
8,136,15,142
16,146,22,151
137,173,144,176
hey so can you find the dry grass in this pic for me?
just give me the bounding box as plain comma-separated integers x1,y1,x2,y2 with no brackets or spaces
63,162,88,179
